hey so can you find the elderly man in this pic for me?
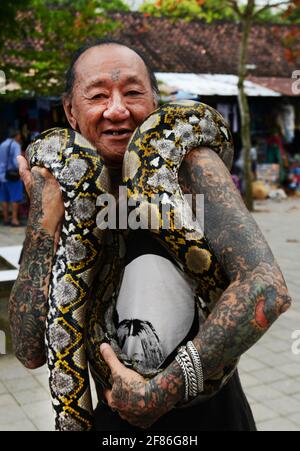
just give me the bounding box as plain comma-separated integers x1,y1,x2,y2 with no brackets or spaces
9,40,291,431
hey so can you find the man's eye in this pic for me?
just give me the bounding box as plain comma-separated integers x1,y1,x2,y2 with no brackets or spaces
91,93,107,100
125,91,141,96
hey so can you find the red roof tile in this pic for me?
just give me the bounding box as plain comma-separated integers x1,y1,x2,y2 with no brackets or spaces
110,12,298,78
2,11,298,80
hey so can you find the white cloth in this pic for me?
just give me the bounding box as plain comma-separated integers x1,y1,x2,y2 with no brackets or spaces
116,254,195,369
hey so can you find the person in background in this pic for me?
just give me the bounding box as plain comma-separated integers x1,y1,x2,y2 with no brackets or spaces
234,140,258,194
250,139,258,181
0,129,24,226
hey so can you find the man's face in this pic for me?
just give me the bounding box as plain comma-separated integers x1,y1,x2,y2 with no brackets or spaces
63,45,157,167
14,133,22,144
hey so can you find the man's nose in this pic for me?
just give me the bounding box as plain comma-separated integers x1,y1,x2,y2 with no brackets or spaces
103,94,130,121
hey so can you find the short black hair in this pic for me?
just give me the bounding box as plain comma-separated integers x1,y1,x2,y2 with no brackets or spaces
9,128,20,138
63,38,159,100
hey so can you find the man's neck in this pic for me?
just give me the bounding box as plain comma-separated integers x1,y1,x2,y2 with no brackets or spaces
108,167,123,198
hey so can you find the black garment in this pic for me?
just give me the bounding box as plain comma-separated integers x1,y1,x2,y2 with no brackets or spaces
93,230,256,431
94,371,256,432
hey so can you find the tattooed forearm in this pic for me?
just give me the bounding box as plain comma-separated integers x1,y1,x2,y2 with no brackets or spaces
177,147,291,379
147,359,185,410
9,173,55,369
194,265,291,379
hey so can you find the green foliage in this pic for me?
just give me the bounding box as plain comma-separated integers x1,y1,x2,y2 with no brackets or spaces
140,0,205,20
254,3,298,24
1,0,129,96
282,2,300,24
0,0,31,46
203,0,236,22
255,8,284,23
140,0,235,22
140,0,296,23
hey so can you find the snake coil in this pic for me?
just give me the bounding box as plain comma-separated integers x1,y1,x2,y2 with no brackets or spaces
26,101,238,431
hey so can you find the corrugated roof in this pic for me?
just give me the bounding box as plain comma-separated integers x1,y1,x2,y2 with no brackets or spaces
156,73,282,97
248,76,298,96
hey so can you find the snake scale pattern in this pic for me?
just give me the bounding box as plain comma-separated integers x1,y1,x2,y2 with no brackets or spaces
26,101,237,431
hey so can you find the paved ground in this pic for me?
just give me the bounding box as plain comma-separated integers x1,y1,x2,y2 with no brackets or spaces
0,197,299,431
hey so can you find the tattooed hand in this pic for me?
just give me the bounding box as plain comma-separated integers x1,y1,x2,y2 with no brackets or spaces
18,155,64,234
100,344,184,429
18,155,33,196
30,167,64,237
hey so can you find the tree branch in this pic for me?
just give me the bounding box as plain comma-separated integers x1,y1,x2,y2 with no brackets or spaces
226,0,242,18
254,0,293,19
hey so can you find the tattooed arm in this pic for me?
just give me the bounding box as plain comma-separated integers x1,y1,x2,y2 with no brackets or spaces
9,167,64,369
178,148,291,379
101,147,291,429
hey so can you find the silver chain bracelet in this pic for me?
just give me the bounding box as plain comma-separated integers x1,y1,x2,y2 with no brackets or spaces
177,347,198,399
187,341,204,393
176,342,204,403
175,353,189,402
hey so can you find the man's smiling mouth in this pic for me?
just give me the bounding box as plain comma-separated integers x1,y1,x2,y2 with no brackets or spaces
103,129,132,136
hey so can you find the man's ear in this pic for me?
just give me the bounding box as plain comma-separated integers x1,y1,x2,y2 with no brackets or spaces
62,94,78,131
152,94,159,110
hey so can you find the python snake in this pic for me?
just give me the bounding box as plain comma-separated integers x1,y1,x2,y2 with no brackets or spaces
26,100,237,431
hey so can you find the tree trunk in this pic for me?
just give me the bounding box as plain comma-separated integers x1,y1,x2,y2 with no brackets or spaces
237,1,255,211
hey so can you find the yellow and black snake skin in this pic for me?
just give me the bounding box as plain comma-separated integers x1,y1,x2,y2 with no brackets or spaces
26,100,237,431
